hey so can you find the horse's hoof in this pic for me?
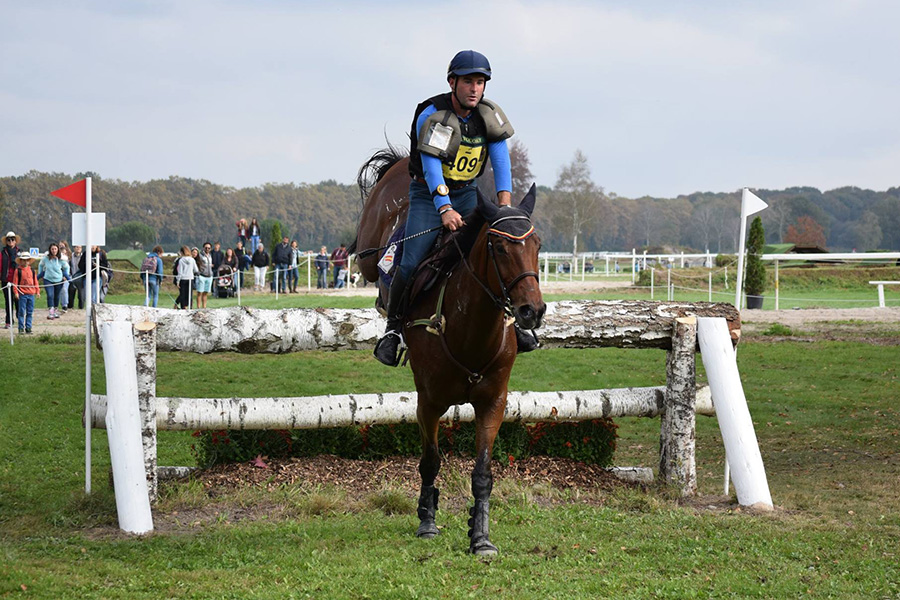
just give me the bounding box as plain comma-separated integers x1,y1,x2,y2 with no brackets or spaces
416,522,440,538
469,540,499,556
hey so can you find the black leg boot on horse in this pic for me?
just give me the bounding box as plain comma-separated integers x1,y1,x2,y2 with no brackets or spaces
416,485,440,538
468,450,498,555
373,273,409,366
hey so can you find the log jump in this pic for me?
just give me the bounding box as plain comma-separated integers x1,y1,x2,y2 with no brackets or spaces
92,300,741,502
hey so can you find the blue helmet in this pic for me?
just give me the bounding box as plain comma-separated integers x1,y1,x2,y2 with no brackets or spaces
447,50,492,81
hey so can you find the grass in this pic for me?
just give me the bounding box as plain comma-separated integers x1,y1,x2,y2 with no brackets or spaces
2,300,900,598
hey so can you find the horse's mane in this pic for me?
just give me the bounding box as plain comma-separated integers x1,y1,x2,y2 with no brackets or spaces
356,141,408,205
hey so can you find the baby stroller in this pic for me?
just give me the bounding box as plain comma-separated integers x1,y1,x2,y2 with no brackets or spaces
216,264,236,298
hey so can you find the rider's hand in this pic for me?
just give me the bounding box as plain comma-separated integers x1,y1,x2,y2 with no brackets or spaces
441,208,464,231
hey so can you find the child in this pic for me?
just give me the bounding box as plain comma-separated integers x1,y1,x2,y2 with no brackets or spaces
12,252,40,334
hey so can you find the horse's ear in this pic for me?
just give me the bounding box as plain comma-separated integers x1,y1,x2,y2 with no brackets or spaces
517,183,537,216
477,187,500,222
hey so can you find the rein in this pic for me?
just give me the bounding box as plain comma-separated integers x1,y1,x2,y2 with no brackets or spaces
408,216,539,388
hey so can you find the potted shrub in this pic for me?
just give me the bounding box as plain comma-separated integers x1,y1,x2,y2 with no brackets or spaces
744,216,766,309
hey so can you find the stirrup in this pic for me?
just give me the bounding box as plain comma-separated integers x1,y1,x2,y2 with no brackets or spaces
374,330,406,367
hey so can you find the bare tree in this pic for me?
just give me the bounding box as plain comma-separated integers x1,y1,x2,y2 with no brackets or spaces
552,150,604,258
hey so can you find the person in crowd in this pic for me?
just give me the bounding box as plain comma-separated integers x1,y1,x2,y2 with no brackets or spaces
288,240,301,293
272,236,291,293
190,247,201,305
235,219,248,247
78,246,110,304
210,241,224,293
248,218,262,253
196,242,214,308
11,252,40,334
175,245,198,309
252,242,269,291
234,241,247,288
68,245,83,310
37,242,70,319
223,247,239,272
2,231,21,329
58,241,71,313
141,245,164,307
330,243,348,288
315,245,329,289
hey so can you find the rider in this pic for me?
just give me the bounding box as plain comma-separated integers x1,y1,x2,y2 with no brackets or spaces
374,49,537,367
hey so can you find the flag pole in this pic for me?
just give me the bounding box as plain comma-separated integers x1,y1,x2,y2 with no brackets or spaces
734,191,750,309
85,177,92,494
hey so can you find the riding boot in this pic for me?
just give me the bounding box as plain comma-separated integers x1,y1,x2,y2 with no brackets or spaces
373,273,408,366
415,485,440,538
515,324,540,353
468,499,498,555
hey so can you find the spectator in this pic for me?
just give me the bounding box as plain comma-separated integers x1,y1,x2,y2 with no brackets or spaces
141,245,164,307
11,252,39,334
191,247,200,305
68,245,83,310
234,241,248,288
78,246,110,304
315,246,329,289
272,236,291,293
58,241,71,313
252,243,269,292
37,242,69,319
235,219,248,247
175,245,198,309
288,240,301,293
222,247,239,272
2,231,21,329
196,243,214,308
330,243,348,287
248,218,261,253
210,241,224,295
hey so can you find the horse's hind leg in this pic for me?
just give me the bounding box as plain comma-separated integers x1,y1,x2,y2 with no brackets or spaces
415,403,442,538
468,401,504,556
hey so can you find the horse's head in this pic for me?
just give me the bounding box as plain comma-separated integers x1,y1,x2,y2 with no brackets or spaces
476,185,546,331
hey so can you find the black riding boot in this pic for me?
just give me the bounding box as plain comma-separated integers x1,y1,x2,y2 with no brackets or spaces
515,324,539,353
373,274,408,366
415,485,440,538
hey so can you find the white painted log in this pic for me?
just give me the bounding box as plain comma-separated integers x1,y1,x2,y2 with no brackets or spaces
697,317,773,510
100,322,154,534
659,317,698,496
89,386,715,430
133,322,158,502
92,301,740,354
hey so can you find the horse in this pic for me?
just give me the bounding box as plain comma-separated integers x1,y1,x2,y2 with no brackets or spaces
353,147,546,555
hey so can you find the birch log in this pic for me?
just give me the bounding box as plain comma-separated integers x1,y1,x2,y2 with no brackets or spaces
659,317,698,496
133,321,158,502
92,301,740,354
89,386,715,430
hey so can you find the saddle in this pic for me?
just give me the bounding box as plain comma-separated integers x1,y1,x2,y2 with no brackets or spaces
376,212,485,318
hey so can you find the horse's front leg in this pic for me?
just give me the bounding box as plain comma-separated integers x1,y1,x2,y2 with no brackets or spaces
415,403,442,539
468,398,505,556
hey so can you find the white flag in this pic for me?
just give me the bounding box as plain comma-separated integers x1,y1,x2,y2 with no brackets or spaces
741,188,768,217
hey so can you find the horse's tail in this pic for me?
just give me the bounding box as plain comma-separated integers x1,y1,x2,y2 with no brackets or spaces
356,140,408,206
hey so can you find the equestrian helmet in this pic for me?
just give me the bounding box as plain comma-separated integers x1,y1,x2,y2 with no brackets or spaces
447,50,491,81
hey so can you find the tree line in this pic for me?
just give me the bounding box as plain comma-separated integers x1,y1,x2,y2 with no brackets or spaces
1,144,898,253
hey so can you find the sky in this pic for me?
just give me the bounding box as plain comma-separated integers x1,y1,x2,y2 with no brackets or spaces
2,0,899,198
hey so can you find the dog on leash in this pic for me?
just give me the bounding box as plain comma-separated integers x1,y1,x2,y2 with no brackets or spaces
349,272,361,288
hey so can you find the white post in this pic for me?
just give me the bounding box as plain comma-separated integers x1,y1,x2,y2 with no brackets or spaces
877,284,885,308
680,252,684,269
236,269,241,306
101,321,154,534
708,271,712,302
581,256,586,282
275,266,279,300
650,268,655,300
666,268,671,301
84,177,93,494
605,255,609,276
735,188,768,309
697,317,773,509
724,266,728,290
144,272,149,306
774,260,779,310
544,256,549,280
631,249,636,284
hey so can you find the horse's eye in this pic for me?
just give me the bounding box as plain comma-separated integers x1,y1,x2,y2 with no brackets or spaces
494,243,507,255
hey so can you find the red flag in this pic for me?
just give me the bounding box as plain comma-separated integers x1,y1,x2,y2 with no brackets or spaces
51,179,87,207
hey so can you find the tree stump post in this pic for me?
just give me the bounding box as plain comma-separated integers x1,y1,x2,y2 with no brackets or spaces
659,316,698,496
134,321,158,502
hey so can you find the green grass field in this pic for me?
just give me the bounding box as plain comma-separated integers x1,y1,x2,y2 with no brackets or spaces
2,297,899,598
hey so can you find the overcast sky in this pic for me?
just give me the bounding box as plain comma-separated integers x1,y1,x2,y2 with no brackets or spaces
2,0,898,198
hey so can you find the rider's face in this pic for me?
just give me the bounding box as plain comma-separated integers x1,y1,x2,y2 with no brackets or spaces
450,75,486,111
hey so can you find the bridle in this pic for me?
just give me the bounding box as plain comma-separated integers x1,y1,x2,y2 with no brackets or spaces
409,213,539,388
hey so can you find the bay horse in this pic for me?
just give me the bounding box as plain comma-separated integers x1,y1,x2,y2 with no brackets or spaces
354,147,545,555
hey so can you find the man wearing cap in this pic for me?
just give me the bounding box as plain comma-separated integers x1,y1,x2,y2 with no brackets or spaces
11,252,40,334
374,50,536,366
2,232,21,329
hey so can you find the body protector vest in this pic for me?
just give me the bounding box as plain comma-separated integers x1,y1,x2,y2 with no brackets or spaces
408,93,514,184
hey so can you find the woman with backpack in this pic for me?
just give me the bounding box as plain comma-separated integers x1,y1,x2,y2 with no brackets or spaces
141,246,164,307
